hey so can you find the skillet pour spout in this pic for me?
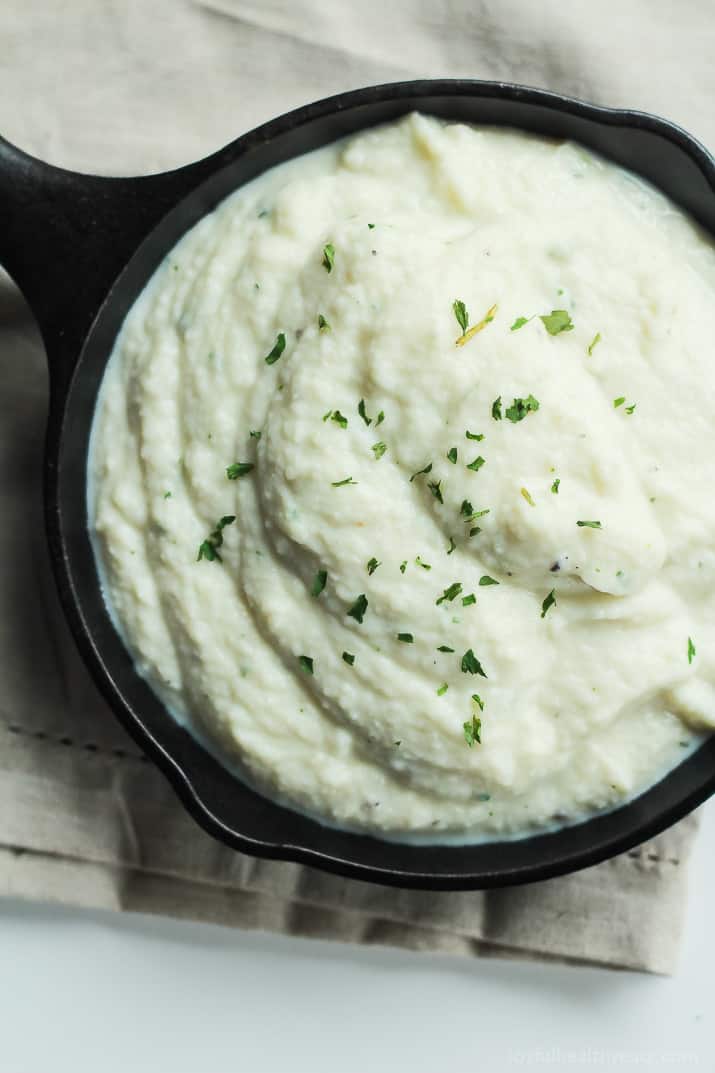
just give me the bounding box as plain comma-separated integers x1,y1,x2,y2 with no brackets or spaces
1,80,714,890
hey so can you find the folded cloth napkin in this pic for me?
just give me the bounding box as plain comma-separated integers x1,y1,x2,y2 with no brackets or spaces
1,0,713,975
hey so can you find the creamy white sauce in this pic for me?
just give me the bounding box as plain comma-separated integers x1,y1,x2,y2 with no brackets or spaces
90,114,715,840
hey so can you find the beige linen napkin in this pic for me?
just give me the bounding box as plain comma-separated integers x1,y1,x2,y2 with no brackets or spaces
1,0,713,975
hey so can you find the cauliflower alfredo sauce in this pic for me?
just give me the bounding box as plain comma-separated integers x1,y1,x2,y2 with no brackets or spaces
90,114,715,842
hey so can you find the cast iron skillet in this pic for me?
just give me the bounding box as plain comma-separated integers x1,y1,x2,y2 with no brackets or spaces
1,80,714,890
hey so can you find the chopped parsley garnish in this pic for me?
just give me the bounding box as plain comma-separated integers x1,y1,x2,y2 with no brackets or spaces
397,632,414,643
437,645,455,653
625,403,636,415
551,478,560,494
587,332,601,356
347,594,368,623
461,499,474,517
479,576,499,587
471,694,485,711
577,520,602,529
491,397,502,420
399,560,407,574
367,557,381,575
332,476,357,487
415,556,431,570
197,515,235,562
447,447,458,464
447,536,456,555
466,456,485,472
342,651,355,666
511,316,531,331
437,683,449,696
428,480,444,504
461,649,487,677
505,394,540,423
358,399,372,426
226,461,255,479
298,655,314,675
688,637,696,664
410,462,433,482
164,491,172,499
521,487,535,507
249,429,262,440
540,309,574,335
318,313,331,331
311,569,327,597
466,430,484,441
371,441,388,459
322,243,335,272
376,410,385,426
541,589,557,618
453,299,469,333
613,397,626,408
367,223,375,229
469,526,482,538
455,303,498,347
264,332,286,365
436,582,463,605
463,715,482,747
330,410,348,429
462,593,476,606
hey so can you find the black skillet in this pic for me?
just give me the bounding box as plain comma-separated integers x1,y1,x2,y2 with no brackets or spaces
1,80,713,890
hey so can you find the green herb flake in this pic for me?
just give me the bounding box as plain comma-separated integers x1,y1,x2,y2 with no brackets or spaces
461,499,474,517
397,632,414,643
505,394,540,423
469,527,482,537
521,487,535,507
332,476,357,487
511,316,531,331
456,303,498,346
463,715,482,747
541,589,557,618
462,593,476,607
371,441,388,460
577,520,602,529
322,243,335,272
163,491,172,499
342,651,355,666
311,569,328,597
358,399,372,426
264,332,286,365
367,557,381,575
330,410,348,429
453,299,469,334
298,655,314,675
437,683,449,696
479,576,499,587
688,637,696,665
447,536,457,555
400,560,407,574
376,410,385,426
613,396,625,409
625,403,637,415
415,556,432,570
587,332,601,356
410,462,433,482
491,396,502,421
447,447,458,464
461,648,487,677
551,478,560,494
471,693,485,711
436,582,463,606
428,480,444,504
467,455,486,472
347,594,368,623
226,461,255,480
466,430,484,441
540,309,574,335
318,313,331,332
367,223,375,230
437,645,455,653
197,515,236,563
249,429,262,440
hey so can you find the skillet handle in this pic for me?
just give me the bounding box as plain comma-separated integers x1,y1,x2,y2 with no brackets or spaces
0,135,220,399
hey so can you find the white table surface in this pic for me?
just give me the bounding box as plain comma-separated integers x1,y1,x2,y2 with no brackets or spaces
1,806,711,1073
